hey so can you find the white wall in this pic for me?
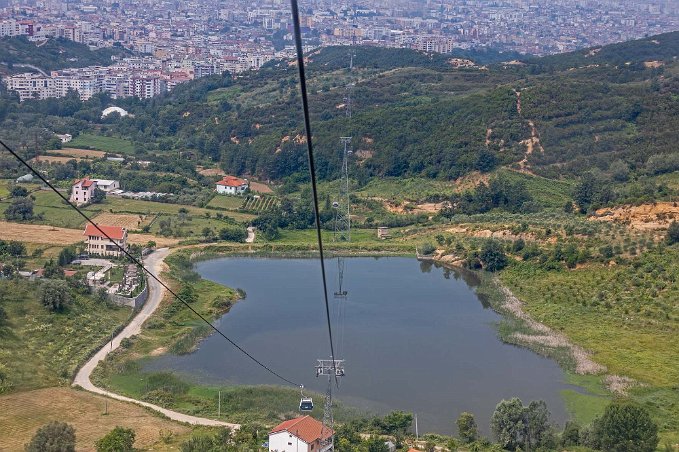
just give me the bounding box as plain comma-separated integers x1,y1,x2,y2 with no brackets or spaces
269,431,309,452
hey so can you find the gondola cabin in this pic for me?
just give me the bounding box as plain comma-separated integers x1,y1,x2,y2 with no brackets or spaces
299,397,313,411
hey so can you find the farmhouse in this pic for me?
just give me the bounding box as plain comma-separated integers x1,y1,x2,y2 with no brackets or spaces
216,175,249,195
269,416,333,452
70,177,97,205
84,224,128,257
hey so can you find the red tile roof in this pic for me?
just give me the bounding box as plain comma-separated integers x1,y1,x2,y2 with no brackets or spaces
73,177,96,188
216,175,248,187
270,416,333,444
84,224,126,240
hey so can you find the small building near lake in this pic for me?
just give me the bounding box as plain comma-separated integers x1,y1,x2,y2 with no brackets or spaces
269,416,333,452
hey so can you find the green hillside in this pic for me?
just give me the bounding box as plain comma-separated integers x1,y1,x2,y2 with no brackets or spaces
0,36,131,74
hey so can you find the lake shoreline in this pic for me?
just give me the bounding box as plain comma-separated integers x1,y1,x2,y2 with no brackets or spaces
93,246,592,431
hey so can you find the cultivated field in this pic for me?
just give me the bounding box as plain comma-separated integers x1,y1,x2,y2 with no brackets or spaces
249,181,273,193
68,134,135,154
92,212,151,230
48,148,108,159
30,155,84,164
0,388,190,451
197,167,225,177
207,195,245,210
0,221,178,247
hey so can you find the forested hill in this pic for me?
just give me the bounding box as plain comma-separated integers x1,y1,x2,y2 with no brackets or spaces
0,36,131,74
1,32,677,186
522,31,679,73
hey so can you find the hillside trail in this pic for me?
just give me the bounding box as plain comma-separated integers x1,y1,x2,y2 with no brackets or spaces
514,89,545,173
73,247,240,428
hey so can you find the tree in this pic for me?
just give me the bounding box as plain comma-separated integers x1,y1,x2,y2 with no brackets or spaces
26,421,76,452
178,283,198,304
366,436,389,452
96,426,135,452
43,259,64,278
10,185,28,197
4,197,34,221
523,400,551,450
593,403,658,452
491,398,525,451
218,226,247,242
457,412,479,444
58,247,77,266
91,187,106,204
560,421,580,447
381,410,413,435
480,240,508,272
40,280,71,312
7,241,26,257
667,221,679,245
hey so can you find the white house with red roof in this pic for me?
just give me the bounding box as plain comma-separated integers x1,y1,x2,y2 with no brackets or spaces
269,416,333,452
84,224,128,257
70,177,97,205
216,175,249,195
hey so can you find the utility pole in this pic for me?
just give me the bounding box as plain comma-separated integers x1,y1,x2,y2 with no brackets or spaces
218,390,221,417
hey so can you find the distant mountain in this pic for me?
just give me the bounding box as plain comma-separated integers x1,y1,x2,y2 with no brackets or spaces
0,36,131,75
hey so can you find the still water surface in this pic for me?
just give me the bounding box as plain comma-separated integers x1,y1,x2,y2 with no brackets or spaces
146,257,573,434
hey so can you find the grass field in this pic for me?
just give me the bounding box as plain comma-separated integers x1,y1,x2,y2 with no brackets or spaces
500,248,679,442
0,388,191,450
207,195,245,210
0,279,132,392
68,134,135,154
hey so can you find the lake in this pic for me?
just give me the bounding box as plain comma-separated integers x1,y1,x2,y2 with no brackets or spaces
146,257,574,434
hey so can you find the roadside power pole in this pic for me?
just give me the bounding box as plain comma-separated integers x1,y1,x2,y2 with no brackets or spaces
218,390,221,417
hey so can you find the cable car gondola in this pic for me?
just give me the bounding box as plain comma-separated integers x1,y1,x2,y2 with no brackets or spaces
299,385,313,411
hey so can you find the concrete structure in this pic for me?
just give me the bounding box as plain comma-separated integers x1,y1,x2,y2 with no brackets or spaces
110,282,148,309
70,177,96,205
269,416,333,452
101,106,129,118
216,175,249,195
377,226,390,240
91,179,120,192
84,224,128,257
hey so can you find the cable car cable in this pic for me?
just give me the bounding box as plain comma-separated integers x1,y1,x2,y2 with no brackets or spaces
289,0,340,389
0,138,301,388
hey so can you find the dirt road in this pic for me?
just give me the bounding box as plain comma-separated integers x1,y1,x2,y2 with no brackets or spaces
73,248,239,428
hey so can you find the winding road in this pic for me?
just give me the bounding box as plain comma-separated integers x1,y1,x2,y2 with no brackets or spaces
73,247,239,428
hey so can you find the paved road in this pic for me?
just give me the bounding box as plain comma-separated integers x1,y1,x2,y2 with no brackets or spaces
246,226,256,243
73,248,239,428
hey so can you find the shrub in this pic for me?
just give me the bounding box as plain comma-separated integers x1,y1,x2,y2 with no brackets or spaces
96,426,135,452
40,280,72,312
26,421,76,452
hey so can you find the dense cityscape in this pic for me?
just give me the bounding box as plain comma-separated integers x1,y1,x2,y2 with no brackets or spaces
1,0,678,101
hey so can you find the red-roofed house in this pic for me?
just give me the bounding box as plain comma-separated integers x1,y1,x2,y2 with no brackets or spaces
84,224,128,257
269,416,333,452
70,177,97,205
216,175,249,195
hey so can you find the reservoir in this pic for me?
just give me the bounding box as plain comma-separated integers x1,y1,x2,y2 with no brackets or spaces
146,257,573,434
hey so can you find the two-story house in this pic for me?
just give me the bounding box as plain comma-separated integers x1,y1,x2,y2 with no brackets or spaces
83,224,128,257
70,177,97,205
269,416,333,452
